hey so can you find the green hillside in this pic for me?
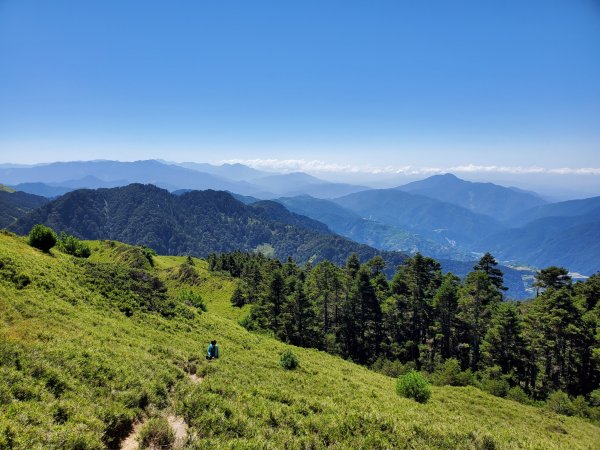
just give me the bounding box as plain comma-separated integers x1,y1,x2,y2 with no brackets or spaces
0,233,598,449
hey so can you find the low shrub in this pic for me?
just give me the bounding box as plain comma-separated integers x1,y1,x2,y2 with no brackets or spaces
396,370,431,403
28,224,57,252
371,357,415,378
506,386,531,405
546,391,574,416
280,350,299,370
431,358,474,386
56,232,91,258
571,396,590,418
138,417,175,449
177,289,206,312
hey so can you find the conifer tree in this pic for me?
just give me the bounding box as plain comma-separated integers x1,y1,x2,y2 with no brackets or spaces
457,271,501,370
473,252,507,293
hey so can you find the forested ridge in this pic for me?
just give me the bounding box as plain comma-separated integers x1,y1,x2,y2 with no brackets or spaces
12,184,407,269
212,250,600,414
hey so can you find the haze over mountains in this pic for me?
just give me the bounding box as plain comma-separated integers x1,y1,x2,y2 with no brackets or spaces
1,159,599,282
396,173,547,222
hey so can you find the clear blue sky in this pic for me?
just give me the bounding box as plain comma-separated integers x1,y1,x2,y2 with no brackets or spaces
1,0,599,174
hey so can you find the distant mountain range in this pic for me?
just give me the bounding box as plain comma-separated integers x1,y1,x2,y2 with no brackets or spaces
2,159,599,277
332,188,504,250
396,173,547,222
482,201,600,275
275,195,470,260
1,160,365,199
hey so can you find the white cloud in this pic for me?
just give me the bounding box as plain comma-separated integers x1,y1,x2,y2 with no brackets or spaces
221,159,600,176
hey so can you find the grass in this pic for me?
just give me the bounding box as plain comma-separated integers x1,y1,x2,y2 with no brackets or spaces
0,232,598,448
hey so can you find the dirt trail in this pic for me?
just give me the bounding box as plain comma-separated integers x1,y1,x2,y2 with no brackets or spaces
119,373,202,449
167,414,188,448
188,372,204,384
120,419,146,450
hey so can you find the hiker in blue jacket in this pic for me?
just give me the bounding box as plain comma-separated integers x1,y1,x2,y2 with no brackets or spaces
206,340,220,360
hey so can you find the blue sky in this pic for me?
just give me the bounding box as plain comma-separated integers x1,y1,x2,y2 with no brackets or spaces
1,0,599,178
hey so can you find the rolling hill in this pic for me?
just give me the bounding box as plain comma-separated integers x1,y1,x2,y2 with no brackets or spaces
11,184,407,269
396,173,547,222
0,232,597,448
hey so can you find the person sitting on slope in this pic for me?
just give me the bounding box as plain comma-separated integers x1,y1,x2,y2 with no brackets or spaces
206,340,220,360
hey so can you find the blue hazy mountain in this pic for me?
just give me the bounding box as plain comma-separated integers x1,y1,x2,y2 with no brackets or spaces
333,189,505,250
275,195,471,260
0,160,272,197
396,173,547,222
8,182,74,198
250,172,369,198
511,196,600,227
175,161,271,181
481,206,600,275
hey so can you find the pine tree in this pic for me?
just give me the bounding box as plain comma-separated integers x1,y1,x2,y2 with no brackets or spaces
524,286,584,396
533,266,572,296
432,273,461,360
457,271,501,370
481,302,526,380
473,252,507,292
390,253,441,363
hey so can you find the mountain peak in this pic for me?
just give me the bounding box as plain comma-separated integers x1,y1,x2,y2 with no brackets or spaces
396,174,546,221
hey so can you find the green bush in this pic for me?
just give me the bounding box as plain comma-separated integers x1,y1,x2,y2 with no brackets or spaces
138,417,175,449
431,358,474,387
177,289,206,312
589,389,600,407
280,350,299,370
395,370,431,403
506,386,531,405
371,357,416,378
28,224,57,252
546,391,573,416
571,396,590,418
56,232,91,258
479,366,509,398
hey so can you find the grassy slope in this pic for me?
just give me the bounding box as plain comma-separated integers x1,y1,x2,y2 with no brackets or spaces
0,233,598,449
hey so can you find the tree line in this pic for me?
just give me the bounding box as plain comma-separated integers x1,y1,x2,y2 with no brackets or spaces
209,251,600,410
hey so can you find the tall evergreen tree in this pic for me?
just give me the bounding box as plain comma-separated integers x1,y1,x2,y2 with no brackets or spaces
345,253,361,279
533,266,571,296
524,286,584,396
355,266,382,364
457,271,501,370
473,252,507,292
432,273,461,360
391,253,441,362
481,302,526,380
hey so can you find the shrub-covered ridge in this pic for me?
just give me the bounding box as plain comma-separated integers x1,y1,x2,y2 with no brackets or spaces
0,233,598,448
